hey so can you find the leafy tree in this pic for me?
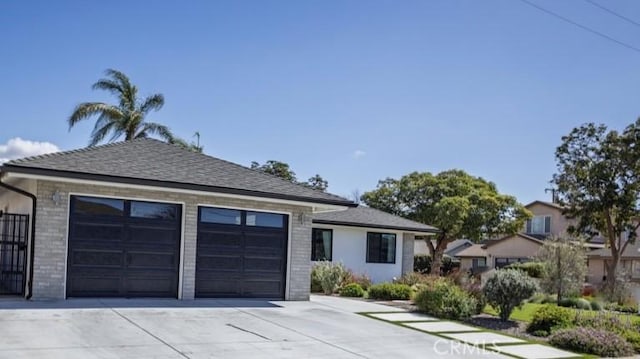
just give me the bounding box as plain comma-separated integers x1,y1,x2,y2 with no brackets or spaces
362,170,530,274
553,122,640,295
251,160,297,182
536,237,587,303
251,160,330,191
484,269,538,321
306,174,328,192
68,69,178,146
170,132,203,153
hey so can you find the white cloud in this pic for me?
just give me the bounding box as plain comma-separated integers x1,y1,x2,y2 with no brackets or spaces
352,149,366,159
0,138,60,164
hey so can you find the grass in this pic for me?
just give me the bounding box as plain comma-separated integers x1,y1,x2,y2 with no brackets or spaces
483,302,640,325
483,303,545,322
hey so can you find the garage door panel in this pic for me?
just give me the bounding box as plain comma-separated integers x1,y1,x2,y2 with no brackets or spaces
72,223,124,241
245,233,285,250
243,257,283,272
67,276,122,296
71,249,124,267
197,255,242,271
197,230,242,248
126,251,177,269
67,196,181,298
196,278,241,297
243,280,283,297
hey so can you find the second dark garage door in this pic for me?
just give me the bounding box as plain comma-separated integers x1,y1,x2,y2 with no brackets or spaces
196,206,288,299
67,196,182,298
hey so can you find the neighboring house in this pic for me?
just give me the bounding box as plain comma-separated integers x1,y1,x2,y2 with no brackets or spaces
586,241,640,285
523,200,576,239
311,206,438,283
0,139,356,301
414,239,473,258
456,233,544,273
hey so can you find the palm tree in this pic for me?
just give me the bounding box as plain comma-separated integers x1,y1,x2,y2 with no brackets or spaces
69,69,176,146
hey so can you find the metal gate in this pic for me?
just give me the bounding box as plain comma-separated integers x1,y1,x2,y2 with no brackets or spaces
0,212,29,295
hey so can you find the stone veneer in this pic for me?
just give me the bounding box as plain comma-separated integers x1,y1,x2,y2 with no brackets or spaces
33,179,313,300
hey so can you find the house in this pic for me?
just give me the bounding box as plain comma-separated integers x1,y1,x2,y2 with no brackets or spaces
523,200,575,239
586,241,640,285
414,239,473,258
0,138,357,301
456,233,544,273
311,206,438,282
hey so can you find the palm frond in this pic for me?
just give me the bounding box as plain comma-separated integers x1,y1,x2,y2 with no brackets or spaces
89,120,119,146
139,94,165,114
68,102,122,129
91,79,124,97
136,122,175,141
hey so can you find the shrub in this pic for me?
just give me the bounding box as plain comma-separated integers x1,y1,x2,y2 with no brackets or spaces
529,293,547,304
414,278,478,320
458,278,486,314
589,299,603,311
541,294,557,304
558,297,579,308
395,272,432,286
368,283,412,300
549,328,634,357
339,283,365,297
526,305,575,336
506,261,545,278
575,311,640,353
342,271,372,291
312,261,348,295
483,269,538,321
575,298,592,310
414,254,431,274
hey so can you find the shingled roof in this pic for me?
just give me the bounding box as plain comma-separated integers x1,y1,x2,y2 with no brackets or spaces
0,138,354,206
313,206,438,234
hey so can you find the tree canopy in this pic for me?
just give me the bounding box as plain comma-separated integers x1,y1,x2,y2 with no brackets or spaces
553,121,640,294
536,237,587,302
251,160,329,191
362,169,530,274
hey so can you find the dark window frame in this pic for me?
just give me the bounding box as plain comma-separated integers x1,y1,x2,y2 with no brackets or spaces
366,232,397,264
198,206,286,229
311,228,333,261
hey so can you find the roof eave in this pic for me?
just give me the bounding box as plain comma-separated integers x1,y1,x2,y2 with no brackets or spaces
3,165,357,207
312,219,439,234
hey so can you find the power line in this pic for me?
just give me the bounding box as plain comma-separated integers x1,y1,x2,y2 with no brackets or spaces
517,0,640,54
583,0,640,28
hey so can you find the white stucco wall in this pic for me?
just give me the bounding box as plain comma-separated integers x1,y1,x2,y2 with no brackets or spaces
314,225,404,283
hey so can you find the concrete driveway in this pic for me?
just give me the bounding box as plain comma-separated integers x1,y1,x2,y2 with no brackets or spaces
0,295,508,359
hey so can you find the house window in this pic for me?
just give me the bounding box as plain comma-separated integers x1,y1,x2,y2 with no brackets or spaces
495,257,528,269
526,215,551,234
311,228,332,261
73,196,124,216
367,232,396,264
472,257,486,268
200,207,241,225
246,211,285,228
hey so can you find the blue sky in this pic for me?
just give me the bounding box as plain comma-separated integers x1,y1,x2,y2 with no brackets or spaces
2,0,640,204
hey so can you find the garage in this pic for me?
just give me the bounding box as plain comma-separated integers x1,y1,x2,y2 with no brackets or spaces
66,195,182,298
196,206,288,299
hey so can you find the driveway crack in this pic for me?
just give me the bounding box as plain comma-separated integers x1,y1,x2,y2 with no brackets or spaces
226,323,271,340
108,307,191,359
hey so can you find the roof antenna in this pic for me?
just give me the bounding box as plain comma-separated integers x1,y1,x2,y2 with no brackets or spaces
544,188,557,203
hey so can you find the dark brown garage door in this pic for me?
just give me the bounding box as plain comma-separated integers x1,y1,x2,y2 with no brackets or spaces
67,196,182,298
196,207,288,299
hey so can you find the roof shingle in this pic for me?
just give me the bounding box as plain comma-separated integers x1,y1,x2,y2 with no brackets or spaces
312,206,438,234
1,138,354,206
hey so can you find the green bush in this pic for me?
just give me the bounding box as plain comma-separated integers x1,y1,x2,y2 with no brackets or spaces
506,261,545,278
483,269,538,321
549,328,634,357
395,272,433,286
558,297,579,308
526,304,575,337
529,293,547,304
575,311,640,353
414,278,478,320
342,271,372,291
541,294,557,304
339,283,365,297
311,261,348,295
413,254,431,274
368,283,412,300
589,299,603,311
575,298,591,310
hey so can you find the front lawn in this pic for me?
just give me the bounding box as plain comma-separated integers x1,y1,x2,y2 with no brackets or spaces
484,302,640,326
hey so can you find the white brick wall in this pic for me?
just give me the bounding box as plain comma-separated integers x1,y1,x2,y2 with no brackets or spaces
33,180,313,300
